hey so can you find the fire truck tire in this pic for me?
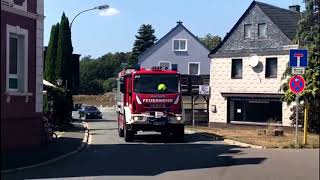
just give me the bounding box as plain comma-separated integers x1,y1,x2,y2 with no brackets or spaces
124,123,133,142
118,122,124,137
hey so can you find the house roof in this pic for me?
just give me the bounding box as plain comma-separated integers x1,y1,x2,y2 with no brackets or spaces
209,1,301,58
138,22,210,61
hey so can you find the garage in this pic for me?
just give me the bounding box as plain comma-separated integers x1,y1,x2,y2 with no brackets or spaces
222,93,283,124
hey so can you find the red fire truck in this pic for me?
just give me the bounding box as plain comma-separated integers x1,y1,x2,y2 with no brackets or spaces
116,65,184,142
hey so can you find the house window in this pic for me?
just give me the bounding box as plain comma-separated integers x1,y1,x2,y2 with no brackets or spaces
9,35,19,90
231,59,242,78
258,23,267,37
159,61,171,70
173,39,187,51
265,58,277,78
188,62,200,75
2,0,28,11
6,25,28,93
244,24,252,39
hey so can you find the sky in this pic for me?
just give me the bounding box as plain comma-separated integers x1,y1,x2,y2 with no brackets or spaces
44,0,304,58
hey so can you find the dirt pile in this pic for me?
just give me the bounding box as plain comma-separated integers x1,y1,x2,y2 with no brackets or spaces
73,92,115,107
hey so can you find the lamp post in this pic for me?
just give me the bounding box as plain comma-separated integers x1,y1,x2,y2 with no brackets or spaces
70,4,109,29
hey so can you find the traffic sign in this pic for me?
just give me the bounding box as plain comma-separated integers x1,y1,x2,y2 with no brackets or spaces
291,67,305,75
199,85,210,95
289,49,308,67
289,75,305,94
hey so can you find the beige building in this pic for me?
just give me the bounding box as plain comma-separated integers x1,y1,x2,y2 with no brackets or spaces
208,1,301,126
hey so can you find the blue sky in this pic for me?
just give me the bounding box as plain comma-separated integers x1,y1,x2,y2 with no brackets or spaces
44,0,304,58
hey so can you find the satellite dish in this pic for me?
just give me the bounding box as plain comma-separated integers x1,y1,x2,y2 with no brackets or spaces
248,54,259,67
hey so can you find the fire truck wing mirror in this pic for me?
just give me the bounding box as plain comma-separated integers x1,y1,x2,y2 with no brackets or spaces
120,82,125,93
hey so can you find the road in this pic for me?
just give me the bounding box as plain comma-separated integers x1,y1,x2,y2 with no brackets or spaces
2,108,319,180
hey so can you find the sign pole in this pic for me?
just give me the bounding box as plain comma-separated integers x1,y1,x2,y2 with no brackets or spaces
303,103,309,145
295,95,299,147
192,95,195,127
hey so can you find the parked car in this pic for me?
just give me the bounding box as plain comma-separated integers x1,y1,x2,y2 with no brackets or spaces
78,106,102,120
73,103,83,111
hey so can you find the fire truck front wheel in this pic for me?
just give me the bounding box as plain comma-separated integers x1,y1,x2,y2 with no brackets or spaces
124,123,133,142
118,121,124,137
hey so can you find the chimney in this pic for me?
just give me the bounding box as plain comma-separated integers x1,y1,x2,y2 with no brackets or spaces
289,5,300,12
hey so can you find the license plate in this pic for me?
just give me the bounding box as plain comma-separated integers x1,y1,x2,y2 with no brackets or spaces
152,121,165,126
155,112,164,118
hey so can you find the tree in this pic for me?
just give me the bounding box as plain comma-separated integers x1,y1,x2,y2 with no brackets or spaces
280,0,320,133
199,34,221,50
44,23,59,83
129,24,157,65
56,12,73,89
79,52,131,95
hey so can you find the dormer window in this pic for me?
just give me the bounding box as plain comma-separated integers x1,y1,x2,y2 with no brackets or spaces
258,23,267,37
173,39,187,51
244,24,252,39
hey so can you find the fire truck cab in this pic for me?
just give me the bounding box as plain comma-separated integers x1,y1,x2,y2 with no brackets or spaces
116,65,184,142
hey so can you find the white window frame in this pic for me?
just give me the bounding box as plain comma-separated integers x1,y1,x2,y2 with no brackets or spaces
6,24,28,93
244,24,252,39
258,23,267,38
2,0,28,11
158,61,171,70
172,39,187,51
188,62,200,75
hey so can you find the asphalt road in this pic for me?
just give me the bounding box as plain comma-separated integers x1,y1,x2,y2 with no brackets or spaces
2,108,319,180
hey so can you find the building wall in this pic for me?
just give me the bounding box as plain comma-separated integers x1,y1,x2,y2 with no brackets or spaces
1,0,44,151
138,25,210,75
209,54,292,126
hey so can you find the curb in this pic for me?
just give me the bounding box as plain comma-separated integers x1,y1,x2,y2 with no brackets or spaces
1,122,90,174
186,129,266,149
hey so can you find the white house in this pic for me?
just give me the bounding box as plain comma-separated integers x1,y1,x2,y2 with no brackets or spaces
208,1,301,126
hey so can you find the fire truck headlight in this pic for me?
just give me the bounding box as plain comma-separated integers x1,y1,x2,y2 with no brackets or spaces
176,116,182,121
133,117,139,121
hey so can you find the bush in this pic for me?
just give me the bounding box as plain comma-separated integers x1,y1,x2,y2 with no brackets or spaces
103,78,116,92
45,87,73,130
290,104,320,133
289,105,304,127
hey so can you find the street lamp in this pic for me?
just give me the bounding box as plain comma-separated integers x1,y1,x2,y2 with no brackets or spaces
69,4,109,29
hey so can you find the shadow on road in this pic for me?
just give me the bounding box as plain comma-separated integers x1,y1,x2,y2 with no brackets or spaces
85,119,117,122
3,135,266,179
130,133,217,143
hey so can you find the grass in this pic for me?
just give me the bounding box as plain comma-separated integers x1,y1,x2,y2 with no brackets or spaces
187,126,320,148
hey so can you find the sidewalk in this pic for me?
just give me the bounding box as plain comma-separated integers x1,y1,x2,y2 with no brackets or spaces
1,121,87,171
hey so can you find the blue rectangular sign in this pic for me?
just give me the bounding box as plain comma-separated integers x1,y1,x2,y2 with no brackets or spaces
289,49,308,67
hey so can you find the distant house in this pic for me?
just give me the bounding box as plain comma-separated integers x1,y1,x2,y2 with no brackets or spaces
138,21,210,76
208,1,301,126
1,0,44,151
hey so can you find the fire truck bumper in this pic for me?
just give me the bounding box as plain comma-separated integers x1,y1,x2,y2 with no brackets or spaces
126,123,184,132
126,115,184,132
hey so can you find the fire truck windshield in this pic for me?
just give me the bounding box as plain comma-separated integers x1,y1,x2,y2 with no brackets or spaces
134,74,179,94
